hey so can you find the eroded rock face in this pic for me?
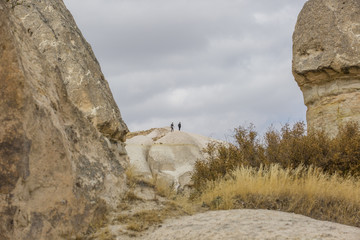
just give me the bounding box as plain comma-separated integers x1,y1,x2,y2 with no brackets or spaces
0,1,128,239
292,0,360,135
126,128,221,190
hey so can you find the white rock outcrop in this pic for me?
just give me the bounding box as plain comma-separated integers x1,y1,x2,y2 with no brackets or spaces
126,128,221,189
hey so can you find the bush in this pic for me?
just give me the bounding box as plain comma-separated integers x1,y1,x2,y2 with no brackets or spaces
328,122,360,175
192,121,360,192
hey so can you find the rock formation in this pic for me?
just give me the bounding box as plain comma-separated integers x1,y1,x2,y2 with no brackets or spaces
0,0,128,239
126,128,221,190
292,0,360,135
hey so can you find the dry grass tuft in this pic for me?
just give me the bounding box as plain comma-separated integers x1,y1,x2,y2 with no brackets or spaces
151,175,176,198
96,227,114,240
125,165,138,188
123,191,143,202
125,165,155,189
115,202,187,232
196,164,360,227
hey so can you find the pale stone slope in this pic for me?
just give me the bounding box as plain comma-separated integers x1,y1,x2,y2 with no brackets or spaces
142,209,360,240
126,128,222,188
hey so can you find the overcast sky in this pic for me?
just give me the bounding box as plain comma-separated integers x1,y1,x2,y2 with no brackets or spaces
63,0,308,140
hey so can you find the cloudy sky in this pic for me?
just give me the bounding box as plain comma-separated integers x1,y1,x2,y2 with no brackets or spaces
63,0,308,140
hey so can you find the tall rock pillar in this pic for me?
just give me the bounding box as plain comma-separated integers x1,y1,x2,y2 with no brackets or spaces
0,0,128,239
292,0,360,135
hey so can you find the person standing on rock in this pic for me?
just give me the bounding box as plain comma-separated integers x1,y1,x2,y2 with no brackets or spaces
178,122,181,131
171,122,174,132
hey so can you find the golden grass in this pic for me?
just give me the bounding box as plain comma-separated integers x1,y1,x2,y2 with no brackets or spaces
196,164,360,227
151,175,176,198
125,165,138,188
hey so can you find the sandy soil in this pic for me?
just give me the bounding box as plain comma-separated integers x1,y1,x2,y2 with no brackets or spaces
140,209,360,240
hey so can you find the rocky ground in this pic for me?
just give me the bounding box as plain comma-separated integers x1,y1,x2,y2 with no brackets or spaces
91,176,360,240
140,209,360,240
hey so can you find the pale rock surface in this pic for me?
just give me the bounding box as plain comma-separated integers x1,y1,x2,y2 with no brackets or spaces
0,1,128,239
141,209,360,240
126,128,221,189
293,0,360,135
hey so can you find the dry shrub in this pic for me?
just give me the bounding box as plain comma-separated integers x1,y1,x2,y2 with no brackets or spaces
190,121,360,226
192,121,360,192
328,123,360,175
192,143,238,192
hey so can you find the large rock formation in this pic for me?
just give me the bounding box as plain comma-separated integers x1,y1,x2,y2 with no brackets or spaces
0,0,128,239
126,128,221,190
292,0,360,135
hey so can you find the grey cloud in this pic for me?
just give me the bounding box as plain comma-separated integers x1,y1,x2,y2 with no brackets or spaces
64,0,308,140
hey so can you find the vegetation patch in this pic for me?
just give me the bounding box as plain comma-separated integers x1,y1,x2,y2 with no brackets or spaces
114,202,186,232
99,165,196,238
190,122,360,227
196,164,360,226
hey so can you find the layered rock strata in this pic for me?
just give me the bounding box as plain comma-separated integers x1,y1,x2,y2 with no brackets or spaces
0,1,128,239
126,128,221,190
292,0,360,135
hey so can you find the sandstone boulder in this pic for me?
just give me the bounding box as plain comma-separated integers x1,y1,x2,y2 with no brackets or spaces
292,0,360,135
0,1,128,239
126,128,221,190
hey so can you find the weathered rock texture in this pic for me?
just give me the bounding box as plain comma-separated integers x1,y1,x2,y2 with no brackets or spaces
141,209,360,240
126,128,221,190
293,0,360,135
0,0,128,239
